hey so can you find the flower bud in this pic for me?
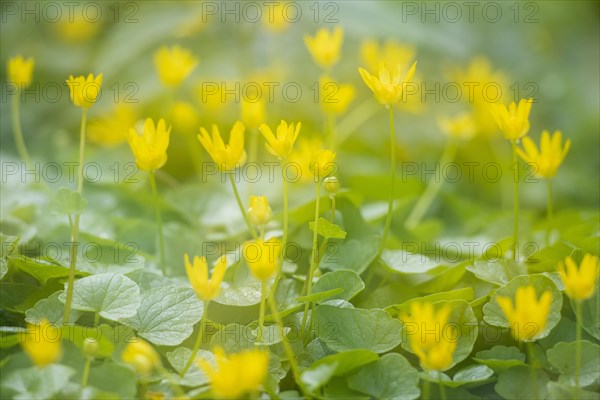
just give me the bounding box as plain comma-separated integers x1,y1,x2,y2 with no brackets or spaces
248,196,272,226
83,337,99,357
323,176,340,195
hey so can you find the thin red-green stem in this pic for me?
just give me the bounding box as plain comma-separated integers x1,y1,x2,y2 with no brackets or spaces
11,92,33,169
378,106,396,256
149,171,166,275
257,279,267,342
511,140,520,262
575,299,582,400
63,109,88,325
546,179,553,246
300,180,322,338
181,302,208,375
271,162,289,298
228,173,258,239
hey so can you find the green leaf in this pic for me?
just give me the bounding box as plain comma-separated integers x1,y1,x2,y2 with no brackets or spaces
309,217,347,239
311,269,365,303
381,250,441,274
49,187,87,215
314,305,402,353
2,365,75,400
167,347,214,387
578,278,600,340
473,345,527,371
296,288,344,304
385,288,474,316
87,362,137,398
547,340,600,387
448,365,494,387
309,349,379,377
58,273,140,321
301,363,338,393
483,274,563,341
9,255,89,285
495,366,549,400
400,300,478,370
466,259,527,286
346,353,420,400
547,381,600,400
25,291,81,325
124,285,203,346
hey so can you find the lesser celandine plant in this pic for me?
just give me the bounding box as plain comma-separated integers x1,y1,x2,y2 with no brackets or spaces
517,130,571,243
181,253,227,375
7,55,35,169
358,61,417,253
62,72,103,324
558,254,599,398
490,98,533,262
127,118,172,274
198,121,257,238
258,120,301,294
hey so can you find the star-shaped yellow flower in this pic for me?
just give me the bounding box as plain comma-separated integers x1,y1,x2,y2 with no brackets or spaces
185,254,228,302
198,121,247,171
516,130,571,178
358,62,417,106
558,254,599,301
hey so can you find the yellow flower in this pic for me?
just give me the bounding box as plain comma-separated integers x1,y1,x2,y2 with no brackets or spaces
88,103,137,147
489,98,533,140
199,347,269,399
516,130,571,179
248,196,272,226
304,27,344,69
241,98,266,129
198,121,247,171
243,238,281,281
262,2,290,33
288,137,324,183
311,149,337,180
259,120,301,159
66,73,103,109
438,113,477,140
319,76,355,115
127,118,171,172
496,285,552,342
55,14,100,43
451,57,509,137
21,319,62,367
7,55,34,88
323,176,340,195
358,62,417,106
121,338,161,375
185,254,228,302
360,39,416,73
558,254,599,301
401,303,456,371
154,46,198,87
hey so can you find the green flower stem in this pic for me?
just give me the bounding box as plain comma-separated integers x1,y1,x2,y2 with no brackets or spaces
181,303,208,376
11,92,33,170
94,312,100,326
511,140,520,262
546,179,554,246
149,171,167,275
527,341,539,400
378,106,396,256
157,365,186,397
300,180,322,338
438,375,447,400
63,109,88,325
81,357,91,387
422,378,430,400
575,299,582,400
405,140,458,230
266,294,310,399
228,173,258,239
329,194,336,222
271,164,289,298
257,280,267,343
